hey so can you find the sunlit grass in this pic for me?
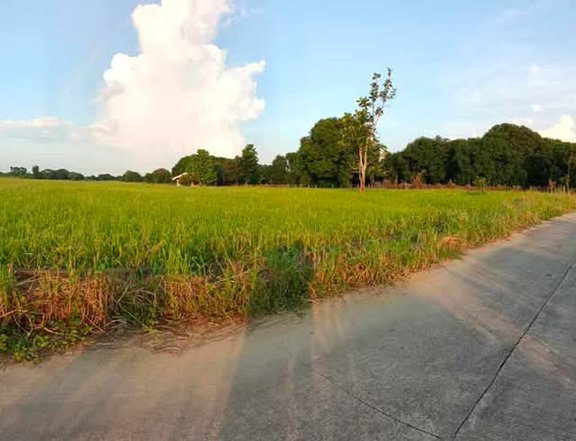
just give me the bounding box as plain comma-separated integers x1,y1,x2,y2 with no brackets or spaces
1,178,575,359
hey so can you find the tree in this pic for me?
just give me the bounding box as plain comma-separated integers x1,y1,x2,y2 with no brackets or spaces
212,157,233,185
402,137,450,184
9,166,27,176
222,156,242,185
483,124,543,155
268,155,288,185
286,152,307,186
297,118,356,187
446,139,475,185
172,150,217,185
384,152,410,183
384,123,576,188
238,144,260,185
32,165,40,179
367,143,388,186
97,174,116,181
352,70,397,192
145,168,172,184
68,172,85,181
190,149,217,185
122,170,143,182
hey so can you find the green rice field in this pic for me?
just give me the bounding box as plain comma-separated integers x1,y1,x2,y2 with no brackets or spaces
1,178,575,360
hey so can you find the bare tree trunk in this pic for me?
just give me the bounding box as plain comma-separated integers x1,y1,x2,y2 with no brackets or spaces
358,146,366,192
364,148,368,190
359,136,372,192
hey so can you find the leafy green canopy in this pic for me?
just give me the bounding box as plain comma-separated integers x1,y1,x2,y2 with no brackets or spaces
386,124,576,187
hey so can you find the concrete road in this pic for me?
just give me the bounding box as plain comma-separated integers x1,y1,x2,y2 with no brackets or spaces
2,214,576,441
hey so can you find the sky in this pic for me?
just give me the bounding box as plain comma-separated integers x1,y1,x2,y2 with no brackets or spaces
1,0,575,174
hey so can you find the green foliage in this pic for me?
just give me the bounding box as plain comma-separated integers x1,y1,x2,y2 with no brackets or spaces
402,137,450,184
9,166,27,176
7,166,87,181
172,149,217,185
388,124,576,188
296,117,356,187
239,144,260,184
285,152,307,186
122,170,143,182
250,243,313,314
1,320,92,363
213,156,239,185
172,147,261,186
473,177,488,192
266,155,288,185
95,174,117,181
145,168,172,184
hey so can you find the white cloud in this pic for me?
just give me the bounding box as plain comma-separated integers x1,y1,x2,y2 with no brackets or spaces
97,0,265,169
0,0,265,173
510,117,534,126
539,115,576,142
0,118,129,174
531,104,543,113
442,62,576,141
452,64,576,113
0,118,106,144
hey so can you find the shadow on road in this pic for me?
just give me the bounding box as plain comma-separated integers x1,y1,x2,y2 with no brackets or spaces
2,217,576,440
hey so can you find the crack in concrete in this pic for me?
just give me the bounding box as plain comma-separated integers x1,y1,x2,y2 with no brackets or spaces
313,369,442,440
451,258,576,440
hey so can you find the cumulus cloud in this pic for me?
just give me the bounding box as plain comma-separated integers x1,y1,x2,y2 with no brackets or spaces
539,115,576,142
97,0,265,169
0,0,264,173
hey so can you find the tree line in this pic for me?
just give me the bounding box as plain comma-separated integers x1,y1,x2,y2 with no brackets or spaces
166,124,576,190
386,124,576,188
5,122,576,189
0,165,174,184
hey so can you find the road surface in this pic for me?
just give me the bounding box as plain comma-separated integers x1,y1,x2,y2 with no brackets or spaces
2,214,576,440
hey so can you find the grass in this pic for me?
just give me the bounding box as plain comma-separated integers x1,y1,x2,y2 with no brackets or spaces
1,178,576,360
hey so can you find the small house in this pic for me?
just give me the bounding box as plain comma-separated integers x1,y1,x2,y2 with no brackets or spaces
172,172,190,187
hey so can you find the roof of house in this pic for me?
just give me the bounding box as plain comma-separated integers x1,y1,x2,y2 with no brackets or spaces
171,172,189,181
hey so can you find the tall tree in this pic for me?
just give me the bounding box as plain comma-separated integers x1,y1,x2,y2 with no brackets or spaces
239,144,260,185
298,118,355,187
223,156,242,185
172,149,217,185
352,70,397,192
188,149,217,185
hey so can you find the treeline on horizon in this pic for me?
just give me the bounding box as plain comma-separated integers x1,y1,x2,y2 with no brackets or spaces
4,122,576,189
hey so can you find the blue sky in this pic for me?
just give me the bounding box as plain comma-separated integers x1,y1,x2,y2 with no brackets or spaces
1,0,575,174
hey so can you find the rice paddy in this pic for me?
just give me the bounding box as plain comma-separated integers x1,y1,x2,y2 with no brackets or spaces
1,178,575,360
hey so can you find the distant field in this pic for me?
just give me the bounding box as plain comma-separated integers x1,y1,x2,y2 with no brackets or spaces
1,178,576,360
